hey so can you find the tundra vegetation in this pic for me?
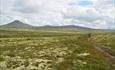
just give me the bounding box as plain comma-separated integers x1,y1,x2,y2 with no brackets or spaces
0,29,115,70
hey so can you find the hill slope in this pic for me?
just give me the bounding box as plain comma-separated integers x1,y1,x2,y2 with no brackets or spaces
0,20,114,32
0,20,94,31
1,20,33,29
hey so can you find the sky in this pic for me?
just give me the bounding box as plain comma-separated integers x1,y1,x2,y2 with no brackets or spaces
0,0,115,29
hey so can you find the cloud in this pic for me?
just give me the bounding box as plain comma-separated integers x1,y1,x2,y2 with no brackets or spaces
0,0,115,29
63,6,102,22
12,0,71,25
92,0,115,17
13,1,37,13
91,0,115,29
62,0,115,29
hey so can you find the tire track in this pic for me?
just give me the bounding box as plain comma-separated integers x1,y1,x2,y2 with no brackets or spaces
94,44,115,64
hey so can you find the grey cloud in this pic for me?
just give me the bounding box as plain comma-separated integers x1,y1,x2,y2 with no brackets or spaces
63,7,102,22
0,0,114,29
63,13,102,22
13,0,38,13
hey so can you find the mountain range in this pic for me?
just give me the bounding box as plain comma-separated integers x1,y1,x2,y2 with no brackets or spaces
0,20,114,32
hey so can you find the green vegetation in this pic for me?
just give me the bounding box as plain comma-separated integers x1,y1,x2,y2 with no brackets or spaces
92,33,115,56
0,29,114,70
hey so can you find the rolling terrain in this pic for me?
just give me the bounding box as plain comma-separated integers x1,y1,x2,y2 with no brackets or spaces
0,28,115,70
1,20,114,32
0,21,115,70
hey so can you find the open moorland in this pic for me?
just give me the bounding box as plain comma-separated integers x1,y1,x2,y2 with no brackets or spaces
0,29,115,70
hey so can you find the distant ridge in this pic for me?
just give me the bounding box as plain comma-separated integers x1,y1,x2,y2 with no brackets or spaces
1,20,33,28
0,20,92,30
0,20,114,32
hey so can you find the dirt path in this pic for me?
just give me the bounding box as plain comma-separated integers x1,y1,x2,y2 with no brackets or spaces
93,44,115,68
